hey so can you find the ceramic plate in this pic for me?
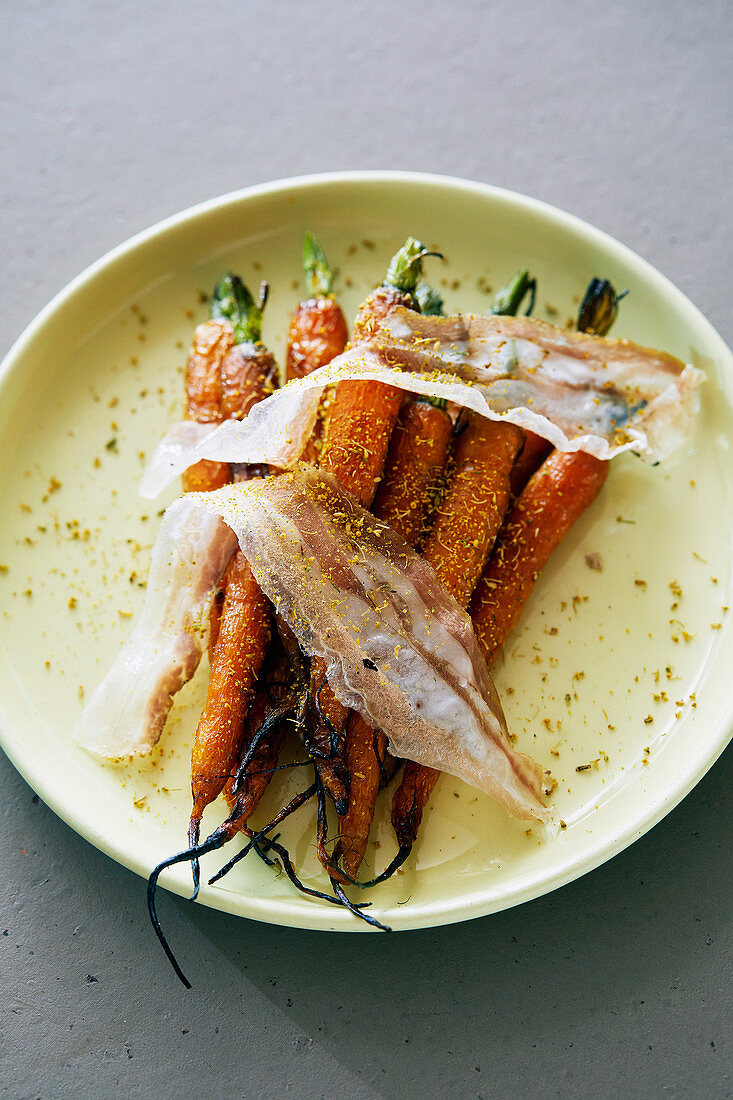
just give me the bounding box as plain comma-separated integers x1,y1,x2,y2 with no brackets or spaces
1,172,731,932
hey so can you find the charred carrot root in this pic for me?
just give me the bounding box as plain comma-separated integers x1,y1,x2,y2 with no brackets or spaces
311,239,439,815
286,234,349,381
471,449,609,664
219,633,306,832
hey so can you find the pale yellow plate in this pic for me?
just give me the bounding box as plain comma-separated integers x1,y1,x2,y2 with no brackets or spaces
1,172,731,932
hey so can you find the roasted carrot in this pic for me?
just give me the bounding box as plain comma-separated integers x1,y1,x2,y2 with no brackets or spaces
510,275,625,496
471,449,609,665
390,271,537,852
337,396,454,878
318,237,434,504
308,239,438,815
510,432,554,498
221,635,293,829
188,275,276,860
286,234,349,381
181,318,234,495
190,549,271,827
392,278,622,848
285,234,349,466
423,416,525,606
373,398,455,550
391,416,524,848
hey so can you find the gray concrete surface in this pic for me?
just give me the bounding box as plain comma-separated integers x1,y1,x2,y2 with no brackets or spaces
2,2,732,1097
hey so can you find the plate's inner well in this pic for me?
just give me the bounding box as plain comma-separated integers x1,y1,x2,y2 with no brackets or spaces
1,182,730,928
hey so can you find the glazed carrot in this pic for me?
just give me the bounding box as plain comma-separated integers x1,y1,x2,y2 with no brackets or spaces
372,398,455,549
509,275,625,496
510,432,553,498
309,239,437,814
190,549,271,828
390,271,538,852
318,237,434,504
181,318,234,494
337,396,454,878
221,637,292,829
392,278,623,848
286,234,348,381
285,235,348,468
391,416,524,848
471,449,609,665
188,275,276,854
423,416,524,606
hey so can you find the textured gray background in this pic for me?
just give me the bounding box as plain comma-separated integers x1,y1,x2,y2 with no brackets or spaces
2,2,732,1098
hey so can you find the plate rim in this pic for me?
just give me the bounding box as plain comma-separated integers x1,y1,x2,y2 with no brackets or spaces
1,169,732,933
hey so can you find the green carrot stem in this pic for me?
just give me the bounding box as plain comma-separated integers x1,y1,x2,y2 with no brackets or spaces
385,237,441,295
415,282,445,317
491,270,537,316
211,273,267,344
303,233,334,297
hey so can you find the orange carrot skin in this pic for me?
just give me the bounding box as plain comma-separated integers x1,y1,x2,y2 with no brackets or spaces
471,450,609,666
190,550,271,823
185,319,233,422
319,285,412,507
309,286,413,812
509,430,553,498
286,296,349,379
222,672,287,829
338,398,454,878
181,460,231,495
391,417,524,848
352,284,410,343
182,319,234,492
422,417,524,606
372,400,455,550
393,452,607,849
220,343,278,421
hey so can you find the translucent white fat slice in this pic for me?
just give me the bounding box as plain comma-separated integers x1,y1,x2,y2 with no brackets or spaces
86,465,549,821
77,510,236,758
141,308,703,499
